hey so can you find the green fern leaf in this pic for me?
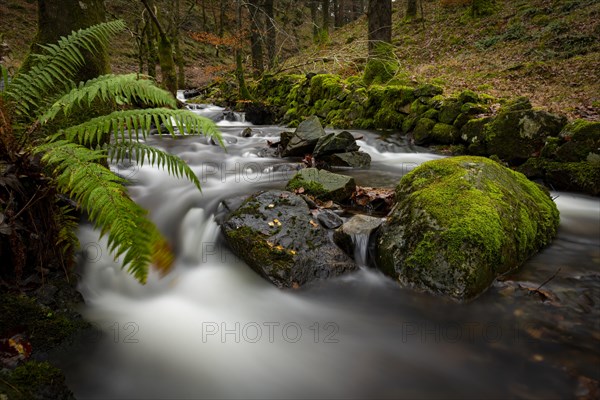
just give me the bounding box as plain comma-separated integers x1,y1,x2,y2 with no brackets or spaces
36,140,172,283
60,108,222,147
107,142,202,190
40,74,177,123
4,20,126,120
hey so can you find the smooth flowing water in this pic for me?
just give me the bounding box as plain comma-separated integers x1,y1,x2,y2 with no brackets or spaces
58,104,600,399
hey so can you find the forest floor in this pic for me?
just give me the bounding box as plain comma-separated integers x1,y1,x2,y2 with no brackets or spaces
2,0,598,120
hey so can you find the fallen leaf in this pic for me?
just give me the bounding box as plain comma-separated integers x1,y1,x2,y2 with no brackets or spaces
309,220,318,228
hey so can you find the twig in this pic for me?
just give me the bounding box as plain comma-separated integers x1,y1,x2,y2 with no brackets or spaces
534,267,561,292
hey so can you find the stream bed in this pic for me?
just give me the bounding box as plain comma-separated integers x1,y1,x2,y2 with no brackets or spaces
57,106,600,399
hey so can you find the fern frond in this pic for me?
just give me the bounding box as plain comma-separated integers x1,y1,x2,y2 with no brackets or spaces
60,108,222,147
4,20,126,119
54,203,80,259
107,142,201,190
37,140,173,283
40,73,177,123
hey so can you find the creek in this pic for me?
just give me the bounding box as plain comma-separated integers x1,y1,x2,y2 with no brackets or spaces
58,101,600,399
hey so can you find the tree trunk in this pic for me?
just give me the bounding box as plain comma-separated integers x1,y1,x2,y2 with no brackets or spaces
321,0,330,38
140,0,177,96
246,0,264,76
263,0,276,69
174,0,185,88
406,0,417,18
367,0,392,57
145,21,158,78
352,0,364,20
236,0,251,100
310,0,319,42
32,0,108,82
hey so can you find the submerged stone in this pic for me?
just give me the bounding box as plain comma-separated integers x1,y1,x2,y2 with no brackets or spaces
376,156,560,301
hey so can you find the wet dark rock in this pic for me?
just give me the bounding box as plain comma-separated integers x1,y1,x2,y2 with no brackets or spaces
281,116,326,157
220,190,356,288
241,127,253,137
324,151,372,168
313,131,359,158
333,215,383,260
316,209,344,229
183,88,201,99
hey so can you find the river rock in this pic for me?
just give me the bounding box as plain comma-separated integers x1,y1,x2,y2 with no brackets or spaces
281,116,325,157
481,101,567,163
221,190,356,288
376,156,560,301
313,131,359,158
554,119,600,162
316,209,343,229
324,151,372,168
286,168,356,202
333,215,383,260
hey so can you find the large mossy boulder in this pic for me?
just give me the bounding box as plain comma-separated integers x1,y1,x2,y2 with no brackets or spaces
376,156,559,301
481,99,567,163
517,158,600,196
281,116,325,157
221,191,356,287
286,168,356,202
554,119,600,162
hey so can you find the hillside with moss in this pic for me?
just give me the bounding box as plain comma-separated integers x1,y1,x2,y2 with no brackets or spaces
281,0,599,120
2,0,598,119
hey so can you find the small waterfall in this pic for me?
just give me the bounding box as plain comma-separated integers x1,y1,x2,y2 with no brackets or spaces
351,233,370,268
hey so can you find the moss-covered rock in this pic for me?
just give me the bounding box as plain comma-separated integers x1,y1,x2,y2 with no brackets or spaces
0,361,75,400
308,74,343,104
554,119,600,162
438,99,462,124
412,118,437,145
517,158,600,196
482,107,567,163
286,168,356,202
421,108,439,121
376,156,559,301
431,123,459,144
414,83,443,97
410,99,430,115
458,90,481,104
221,191,356,288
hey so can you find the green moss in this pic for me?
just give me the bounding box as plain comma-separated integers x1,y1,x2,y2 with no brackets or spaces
410,99,430,115
402,116,418,133
458,90,481,104
363,42,399,86
431,123,459,144
438,99,462,124
412,118,436,144
374,107,405,129
421,108,439,121
286,175,328,198
309,74,343,104
0,361,74,400
0,293,87,352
